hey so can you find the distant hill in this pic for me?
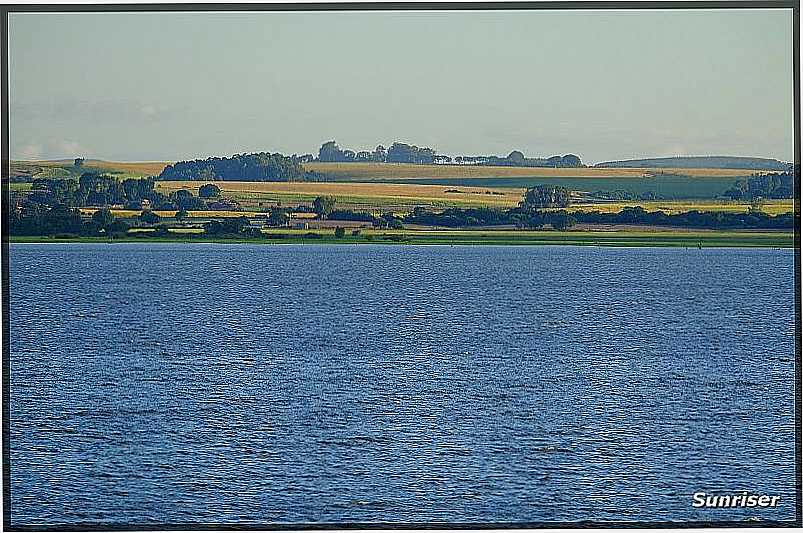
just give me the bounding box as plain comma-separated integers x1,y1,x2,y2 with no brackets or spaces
595,156,791,171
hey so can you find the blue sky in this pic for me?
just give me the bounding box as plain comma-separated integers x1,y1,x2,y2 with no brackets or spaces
9,8,795,163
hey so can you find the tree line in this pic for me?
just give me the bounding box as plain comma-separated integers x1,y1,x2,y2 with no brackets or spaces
316,140,583,167
26,174,190,209
157,152,313,182
24,174,241,211
319,141,436,164
399,184,796,230
723,171,793,200
10,205,130,237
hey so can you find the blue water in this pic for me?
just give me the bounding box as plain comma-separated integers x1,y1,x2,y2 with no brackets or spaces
8,243,798,526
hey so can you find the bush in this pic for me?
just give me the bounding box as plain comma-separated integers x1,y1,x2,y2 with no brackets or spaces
198,183,221,198
548,212,576,231
521,185,571,209
139,210,160,224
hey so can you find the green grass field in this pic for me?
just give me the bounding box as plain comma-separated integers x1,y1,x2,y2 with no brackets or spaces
155,181,794,215
328,175,745,200
304,162,757,199
11,228,794,248
304,162,754,178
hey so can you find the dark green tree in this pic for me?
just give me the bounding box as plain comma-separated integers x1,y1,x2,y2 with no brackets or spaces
521,185,571,209
313,196,337,219
92,208,115,229
386,142,436,164
548,212,576,230
139,210,161,224
560,154,582,167
268,207,289,226
318,141,343,162
158,152,308,182
334,226,346,238
170,189,206,210
203,216,249,235
198,183,221,198
507,150,525,164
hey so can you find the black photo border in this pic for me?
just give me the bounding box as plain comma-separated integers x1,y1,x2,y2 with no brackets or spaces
0,1,800,530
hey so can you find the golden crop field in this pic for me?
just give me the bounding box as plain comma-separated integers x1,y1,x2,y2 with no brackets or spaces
156,180,525,208
81,160,171,176
18,159,171,178
155,181,795,215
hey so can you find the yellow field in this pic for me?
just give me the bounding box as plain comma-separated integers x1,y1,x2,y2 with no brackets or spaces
19,159,171,178
81,160,170,176
156,180,524,207
154,181,794,215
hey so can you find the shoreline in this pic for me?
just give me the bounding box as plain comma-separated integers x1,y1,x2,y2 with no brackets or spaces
8,231,795,248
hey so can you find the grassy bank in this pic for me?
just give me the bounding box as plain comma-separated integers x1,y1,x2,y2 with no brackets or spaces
10,229,794,248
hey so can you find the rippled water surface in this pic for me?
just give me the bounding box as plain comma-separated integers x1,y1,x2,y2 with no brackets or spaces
8,244,797,526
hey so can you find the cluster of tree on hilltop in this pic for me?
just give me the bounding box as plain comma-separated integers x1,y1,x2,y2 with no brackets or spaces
319,141,436,164
157,152,312,181
723,171,794,200
316,140,582,167
458,151,582,168
319,141,389,163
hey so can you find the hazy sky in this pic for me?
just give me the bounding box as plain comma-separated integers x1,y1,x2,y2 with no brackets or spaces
9,8,794,163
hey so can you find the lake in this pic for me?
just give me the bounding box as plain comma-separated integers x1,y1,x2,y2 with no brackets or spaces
7,243,797,526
